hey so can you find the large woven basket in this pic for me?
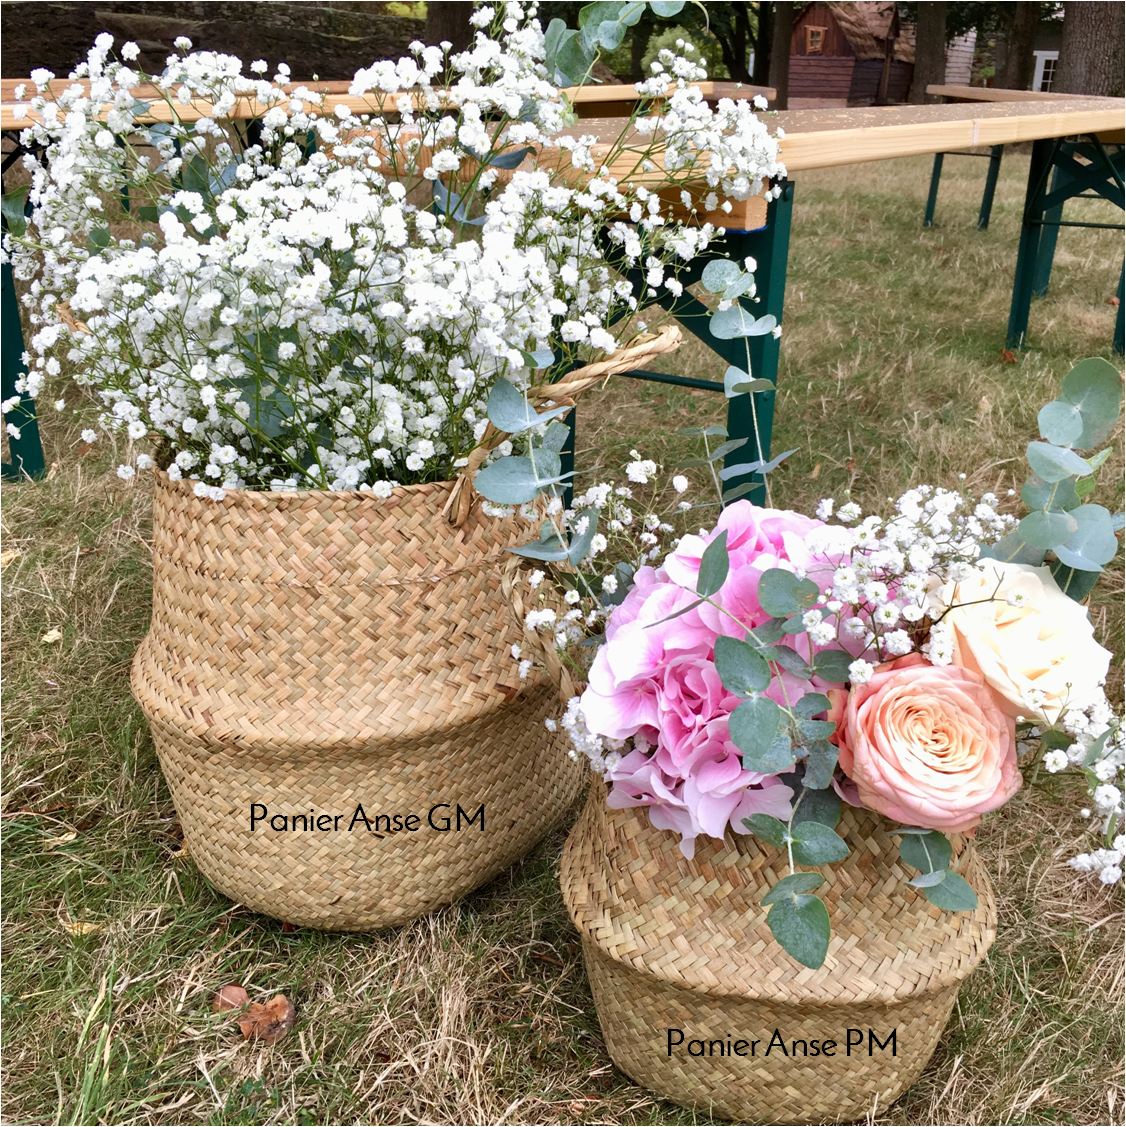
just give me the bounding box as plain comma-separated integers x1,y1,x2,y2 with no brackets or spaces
561,783,996,1124
132,474,583,930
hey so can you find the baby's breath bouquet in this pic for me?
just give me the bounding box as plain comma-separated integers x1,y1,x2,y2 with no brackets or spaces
4,1,782,499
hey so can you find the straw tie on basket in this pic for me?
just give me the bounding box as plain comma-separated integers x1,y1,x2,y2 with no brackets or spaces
444,325,683,527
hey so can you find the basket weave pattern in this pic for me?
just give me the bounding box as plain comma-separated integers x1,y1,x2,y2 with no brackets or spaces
562,784,996,1124
133,475,583,929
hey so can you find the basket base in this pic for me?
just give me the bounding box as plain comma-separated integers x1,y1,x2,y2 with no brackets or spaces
584,938,958,1125
154,682,583,930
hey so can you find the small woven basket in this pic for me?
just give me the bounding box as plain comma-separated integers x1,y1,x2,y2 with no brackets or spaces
561,783,996,1125
132,474,583,929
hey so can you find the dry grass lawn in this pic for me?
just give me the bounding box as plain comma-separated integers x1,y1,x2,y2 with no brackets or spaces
2,151,1123,1126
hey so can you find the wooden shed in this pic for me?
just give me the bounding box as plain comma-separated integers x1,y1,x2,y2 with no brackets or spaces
789,2,915,107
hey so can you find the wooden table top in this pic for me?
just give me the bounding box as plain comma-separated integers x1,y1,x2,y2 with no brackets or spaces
925,84,1100,103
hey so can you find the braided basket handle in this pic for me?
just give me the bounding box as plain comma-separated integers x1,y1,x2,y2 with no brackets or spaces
444,324,683,527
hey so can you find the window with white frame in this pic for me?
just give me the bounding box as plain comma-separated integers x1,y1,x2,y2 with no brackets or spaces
1032,50,1059,92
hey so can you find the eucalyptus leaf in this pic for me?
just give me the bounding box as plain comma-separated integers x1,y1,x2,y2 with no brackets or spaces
747,618,788,646
473,456,572,505
718,448,797,478
729,696,784,770
709,303,761,339
708,437,749,462
723,365,750,397
767,893,831,969
795,692,832,719
802,739,839,789
1053,504,1119,571
649,0,686,15
790,821,849,866
701,258,741,293
488,145,534,170
1038,400,1084,446
898,831,952,874
914,870,978,911
769,644,812,679
1026,441,1091,483
487,379,570,434
696,531,730,597
714,636,772,696
1017,509,1078,550
722,482,757,503
520,347,555,369
979,530,1046,567
757,569,820,617
800,719,837,741
781,772,842,828
507,537,569,562
761,871,825,905
1059,357,1124,448
540,419,571,454
1048,561,1100,601
1021,472,1079,513
811,648,852,684
2,185,29,237
567,508,600,565
742,813,787,849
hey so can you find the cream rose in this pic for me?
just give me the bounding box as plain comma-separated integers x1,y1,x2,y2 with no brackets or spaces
934,560,1112,724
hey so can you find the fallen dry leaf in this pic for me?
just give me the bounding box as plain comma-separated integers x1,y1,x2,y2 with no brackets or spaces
0,549,21,568
1000,349,1017,364
213,983,249,1014
1108,296,1121,308
40,628,64,644
170,842,191,860
807,461,822,481
62,921,104,936
977,395,992,419
43,831,78,850
238,994,297,1044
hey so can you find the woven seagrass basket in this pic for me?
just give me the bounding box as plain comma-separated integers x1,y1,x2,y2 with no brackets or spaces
561,782,997,1125
132,474,584,930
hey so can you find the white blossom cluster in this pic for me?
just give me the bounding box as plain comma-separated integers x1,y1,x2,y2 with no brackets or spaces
800,485,1016,678
4,4,783,494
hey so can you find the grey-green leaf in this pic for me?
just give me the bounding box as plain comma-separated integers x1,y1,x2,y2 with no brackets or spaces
769,644,812,679
742,813,787,848
1037,400,1084,446
729,697,785,771
802,739,839,789
714,635,772,696
701,259,741,293
567,508,599,565
487,378,570,434
1026,441,1091,483
1017,509,1078,549
761,871,825,905
898,830,952,874
696,531,730,597
1054,504,1119,571
1021,472,1079,513
915,870,978,911
811,649,852,684
474,456,570,505
790,821,849,866
1059,357,1124,448
767,893,831,968
758,568,820,617
795,692,831,719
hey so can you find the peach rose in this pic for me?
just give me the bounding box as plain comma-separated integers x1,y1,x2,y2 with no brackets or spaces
935,560,1112,724
831,654,1021,833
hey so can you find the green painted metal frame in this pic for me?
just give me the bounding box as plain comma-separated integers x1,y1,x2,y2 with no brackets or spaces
2,129,46,480
923,145,1005,230
1006,135,1125,353
560,181,794,508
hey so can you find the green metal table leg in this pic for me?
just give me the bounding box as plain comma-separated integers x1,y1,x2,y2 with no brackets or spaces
923,152,944,228
1032,166,1065,298
1,258,45,481
1115,264,1124,356
722,182,794,504
1006,138,1054,350
977,145,1003,230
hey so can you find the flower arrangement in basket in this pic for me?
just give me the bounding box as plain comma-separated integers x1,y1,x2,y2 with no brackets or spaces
510,355,1124,969
3,1,782,496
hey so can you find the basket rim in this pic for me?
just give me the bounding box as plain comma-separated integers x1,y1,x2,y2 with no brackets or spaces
153,468,460,506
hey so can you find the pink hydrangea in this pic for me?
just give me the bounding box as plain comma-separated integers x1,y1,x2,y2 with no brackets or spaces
581,501,848,858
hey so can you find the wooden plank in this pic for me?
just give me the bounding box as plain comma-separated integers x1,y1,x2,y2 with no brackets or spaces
925,84,1105,103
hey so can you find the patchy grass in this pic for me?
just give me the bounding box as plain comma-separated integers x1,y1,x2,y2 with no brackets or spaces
2,152,1123,1127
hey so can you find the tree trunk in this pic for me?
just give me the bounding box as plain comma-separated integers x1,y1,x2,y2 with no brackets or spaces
995,2,1039,91
424,3,474,57
768,2,794,109
752,0,774,89
908,2,947,103
1055,1,1125,96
